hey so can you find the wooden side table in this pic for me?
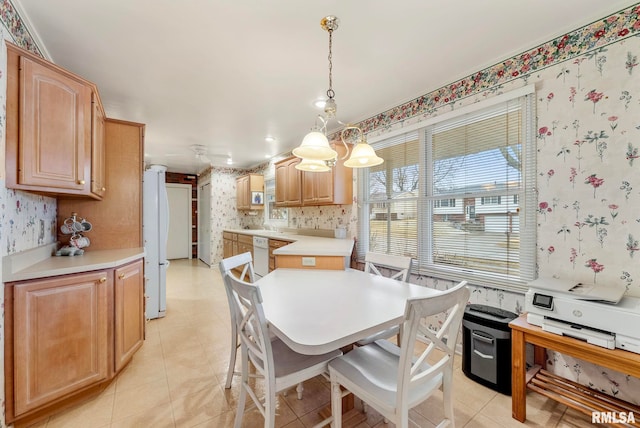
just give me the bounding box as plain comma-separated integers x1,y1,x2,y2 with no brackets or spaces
509,315,640,424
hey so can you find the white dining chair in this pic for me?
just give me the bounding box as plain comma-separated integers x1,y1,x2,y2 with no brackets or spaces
219,252,256,389
220,260,341,428
329,280,470,428
355,251,413,346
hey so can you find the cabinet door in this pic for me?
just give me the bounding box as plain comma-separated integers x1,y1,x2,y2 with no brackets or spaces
275,162,288,205
275,157,302,207
91,92,106,199
236,176,249,210
12,271,110,416
302,171,334,205
18,55,92,192
223,238,234,258
114,260,145,372
58,119,145,250
286,160,302,205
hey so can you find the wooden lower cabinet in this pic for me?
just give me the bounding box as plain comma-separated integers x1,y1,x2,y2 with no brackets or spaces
223,232,238,259
4,259,145,425
269,239,290,272
114,259,145,372
237,234,254,259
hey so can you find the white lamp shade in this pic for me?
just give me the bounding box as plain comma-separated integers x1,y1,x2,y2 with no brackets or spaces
292,131,337,161
295,158,331,172
343,142,384,168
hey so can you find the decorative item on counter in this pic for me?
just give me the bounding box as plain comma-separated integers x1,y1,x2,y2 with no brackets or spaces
56,212,92,256
334,226,347,239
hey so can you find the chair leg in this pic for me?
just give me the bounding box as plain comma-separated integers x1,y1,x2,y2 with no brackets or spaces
265,390,276,428
330,380,342,428
296,382,304,400
442,375,455,428
234,346,249,428
234,381,247,428
225,332,238,389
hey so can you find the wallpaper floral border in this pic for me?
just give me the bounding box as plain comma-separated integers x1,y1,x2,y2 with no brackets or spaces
340,3,640,139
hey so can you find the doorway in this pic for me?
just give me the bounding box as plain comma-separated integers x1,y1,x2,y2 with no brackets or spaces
166,183,192,259
198,181,212,265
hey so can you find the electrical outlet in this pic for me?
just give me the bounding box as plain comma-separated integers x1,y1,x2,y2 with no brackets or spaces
301,257,316,267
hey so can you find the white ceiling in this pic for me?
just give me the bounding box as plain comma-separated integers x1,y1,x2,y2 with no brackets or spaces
12,0,638,174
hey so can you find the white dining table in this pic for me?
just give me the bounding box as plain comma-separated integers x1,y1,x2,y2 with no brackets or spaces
257,268,441,355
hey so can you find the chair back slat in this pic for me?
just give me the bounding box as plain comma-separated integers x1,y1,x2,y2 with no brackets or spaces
219,253,273,379
218,252,255,332
219,252,256,283
222,268,275,382
364,251,413,282
396,280,469,409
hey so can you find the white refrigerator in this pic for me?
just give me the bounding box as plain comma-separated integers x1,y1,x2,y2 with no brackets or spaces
143,164,169,319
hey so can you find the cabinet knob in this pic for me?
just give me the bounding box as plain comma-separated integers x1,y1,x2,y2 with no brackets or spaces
102,187,106,191
118,273,125,279
99,277,107,283
77,179,86,185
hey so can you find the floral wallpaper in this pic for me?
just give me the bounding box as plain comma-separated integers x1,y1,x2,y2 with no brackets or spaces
0,0,638,422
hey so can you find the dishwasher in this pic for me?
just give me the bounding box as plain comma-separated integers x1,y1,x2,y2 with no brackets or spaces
253,236,269,278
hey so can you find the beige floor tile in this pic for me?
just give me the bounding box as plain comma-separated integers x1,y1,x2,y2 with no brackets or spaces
556,407,601,427
478,391,565,427
452,370,499,413
45,391,114,428
112,377,171,422
110,403,175,428
170,384,233,427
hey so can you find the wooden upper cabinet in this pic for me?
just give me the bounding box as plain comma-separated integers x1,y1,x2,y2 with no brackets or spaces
236,174,264,210
275,156,302,207
5,42,102,199
278,143,353,207
57,119,145,250
302,168,334,205
91,92,107,198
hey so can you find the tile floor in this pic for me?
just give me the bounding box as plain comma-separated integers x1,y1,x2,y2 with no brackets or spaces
27,259,597,427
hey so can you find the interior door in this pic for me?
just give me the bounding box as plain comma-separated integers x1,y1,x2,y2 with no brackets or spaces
198,181,212,265
166,183,192,259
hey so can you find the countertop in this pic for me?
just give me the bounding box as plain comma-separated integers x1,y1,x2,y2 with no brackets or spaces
224,229,354,257
3,244,145,282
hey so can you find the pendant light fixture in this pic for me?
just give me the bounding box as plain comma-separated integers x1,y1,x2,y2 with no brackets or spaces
293,15,384,171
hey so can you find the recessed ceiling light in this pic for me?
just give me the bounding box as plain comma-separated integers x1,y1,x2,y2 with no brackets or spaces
226,158,233,165
314,99,326,109
265,154,272,159
265,136,276,143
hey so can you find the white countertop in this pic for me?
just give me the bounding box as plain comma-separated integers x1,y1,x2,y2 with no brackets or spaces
3,244,145,282
224,229,354,256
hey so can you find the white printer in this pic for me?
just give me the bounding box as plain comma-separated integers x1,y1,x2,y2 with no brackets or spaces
525,278,640,354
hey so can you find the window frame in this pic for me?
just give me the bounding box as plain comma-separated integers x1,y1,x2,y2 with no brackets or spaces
358,86,536,292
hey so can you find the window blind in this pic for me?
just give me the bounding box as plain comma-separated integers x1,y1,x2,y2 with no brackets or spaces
359,90,535,291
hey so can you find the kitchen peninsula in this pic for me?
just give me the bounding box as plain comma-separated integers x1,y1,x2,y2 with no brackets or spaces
223,229,354,271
